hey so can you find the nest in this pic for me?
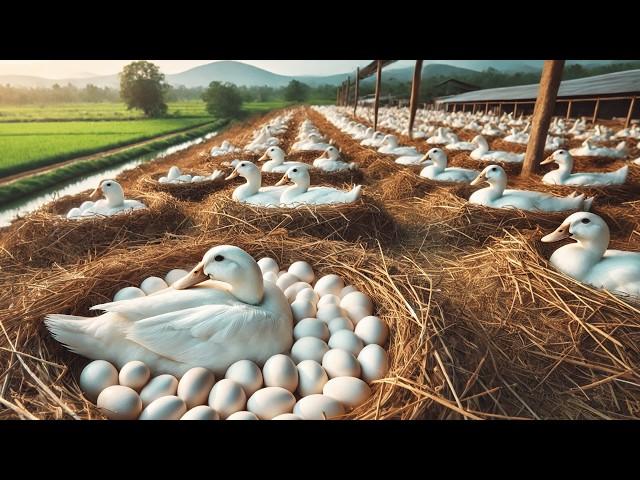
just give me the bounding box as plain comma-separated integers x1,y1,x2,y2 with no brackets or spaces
377,169,475,202
140,173,232,202
260,168,365,188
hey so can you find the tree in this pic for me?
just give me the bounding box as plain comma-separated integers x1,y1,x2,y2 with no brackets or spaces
119,61,168,117
284,80,309,102
202,81,243,118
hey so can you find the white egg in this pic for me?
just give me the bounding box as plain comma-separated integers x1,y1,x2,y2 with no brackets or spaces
263,271,279,284
328,316,354,335
340,285,359,298
284,282,313,303
322,349,361,378
164,269,189,286
293,318,330,342
97,385,142,420
79,200,94,212
139,395,187,420
296,288,319,305
323,377,372,410
354,316,389,346
278,270,287,277
113,286,146,302
314,274,345,297
79,360,119,402
293,394,346,420
288,261,315,284
328,330,364,356
316,304,347,323
290,299,317,323
340,291,373,311
180,405,220,420
139,374,179,408
177,367,216,409
317,294,341,308
118,361,150,392
272,413,302,420
257,257,279,275
343,305,372,325
139,276,168,295
276,272,299,291
66,207,82,218
291,337,329,364
358,344,390,383
225,360,263,398
226,411,259,420
296,360,329,397
208,379,246,419
247,387,296,420
262,354,298,392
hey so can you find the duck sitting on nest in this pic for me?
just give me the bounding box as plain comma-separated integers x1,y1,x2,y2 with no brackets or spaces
444,133,476,151
291,133,332,152
258,146,307,173
225,161,288,206
275,165,362,207
470,135,524,163
420,148,479,183
313,146,358,172
541,150,628,186
66,180,146,219
378,134,420,156
569,139,628,158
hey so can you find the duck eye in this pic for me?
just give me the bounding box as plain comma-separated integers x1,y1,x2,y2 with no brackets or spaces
106,183,112,187
491,167,497,172
214,255,224,261
293,169,298,172
581,218,591,224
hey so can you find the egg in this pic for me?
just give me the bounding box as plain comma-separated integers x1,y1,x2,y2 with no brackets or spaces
328,316,354,335
323,377,371,410
288,261,315,284
113,286,146,302
208,379,246,419
247,387,296,420
322,349,361,378
180,405,220,420
227,411,259,420
118,361,151,392
328,330,364,356
343,305,372,325
278,270,287,277
263,271,279,284
340,285,359,298
293,318,330,342
97,385,142,420
284,282,313,303
272,413,302,420
358,344,390,382
276,272,299,291
139,374,179,408
139,395,187,420
139,276,168,295
340,292,374,324
262,354,298,392
79,360,119,402
257,257,279,275
317,294,341,308
316,304,347,323
164,269,189,286
290,299,317,323
293,394,346,420
225,360,263,398
177,367,216,409
296,360,329,397
296,288,319,305
314,274,345,297
291,337,329,364
354,316,389,346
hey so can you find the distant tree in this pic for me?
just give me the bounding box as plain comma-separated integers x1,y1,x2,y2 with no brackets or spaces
119,61,168,117
284,80,310,102
202,81,243,118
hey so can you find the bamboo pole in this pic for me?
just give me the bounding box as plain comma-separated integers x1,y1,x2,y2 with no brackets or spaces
353,67,360,117
408,59,423,139
592,98,600,124
625,97,636,128
374,60,382,131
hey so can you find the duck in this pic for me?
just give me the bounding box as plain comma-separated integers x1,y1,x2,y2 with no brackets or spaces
353,127,374,141
313,146,358,172
361,131,386,147
420,148,479,183
210,140,240,157
257,146,307,173
469,165,594,212
426,127,451,145
66,180,146,219
378,135,420,156
245,126,280,153
569,139,628,158
45,245,294,377
444,133,476,151
159,166,224,184
225,161,288,206
291,133,332,152
480,123,503,136
541,212,640,298
541,149,628,186
470,135,524,163
275,165,362,206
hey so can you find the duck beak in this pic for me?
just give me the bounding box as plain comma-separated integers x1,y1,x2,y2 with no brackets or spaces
470,173,487,186
275,174,289,186
540,155,556,165
172,261,208,289
541,222,571,243
89,185,102,198
225,169,239,181
258,152,269,162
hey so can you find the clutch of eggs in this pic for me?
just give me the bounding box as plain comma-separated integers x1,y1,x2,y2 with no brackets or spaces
86,258,389,419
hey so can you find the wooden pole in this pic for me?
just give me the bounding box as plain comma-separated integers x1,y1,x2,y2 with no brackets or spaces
513,103,518,116
336,88,340,106
521,60,565,177
353,67,360,117
592,98,600,124
497,103,502,116
472,103,477,114
625,97,637,128
485,102,490,113
373,60,382,131
566,100,572,119
408,59,423,139
346,76,351,107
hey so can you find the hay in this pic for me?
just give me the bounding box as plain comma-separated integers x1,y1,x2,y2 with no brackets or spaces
140,173,234,202
260,168,365,188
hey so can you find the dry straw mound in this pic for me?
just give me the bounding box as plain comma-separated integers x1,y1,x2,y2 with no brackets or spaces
140,173,231,202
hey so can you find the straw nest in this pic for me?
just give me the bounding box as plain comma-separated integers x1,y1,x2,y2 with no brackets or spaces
260,168,365,188
139,172,232,202
0,190,192,271
0,231,452,420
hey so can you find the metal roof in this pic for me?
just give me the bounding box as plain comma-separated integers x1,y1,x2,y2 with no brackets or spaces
435,69,640,104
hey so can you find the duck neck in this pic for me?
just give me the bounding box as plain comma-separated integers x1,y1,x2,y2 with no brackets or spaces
555,158,573,180
486,178,506,200
105,187,125,208
575,232,609,261
284,176,310,201
236,171,262,200
230,263,265,305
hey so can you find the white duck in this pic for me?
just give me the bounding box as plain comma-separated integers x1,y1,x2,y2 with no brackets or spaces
541,212,640,298
354,127,374,141
313,146,357,172
541,150,628,186
469,165,594,212
245,126,280,153
275,165,362,206
45,246,294,377
471,135,524,163
420,148,479,183
361,131,386,147
481,123,503,136
258,146,307,173
66,180,146,219
378,135,420,156
426,127,451,145
444,133,476,151
569,139,628,158
291,133,332,152
226,161,288,206
210,140,240,157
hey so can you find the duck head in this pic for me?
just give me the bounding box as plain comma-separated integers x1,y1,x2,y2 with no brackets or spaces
541,148,574,169
318,146,340,161
382,134,398,147
424,148,447,169
472,135,489,151
275,164,310,189
225,161,261,188
470,164,507,188
541,212,610,257
90,179,125,207
258,146,285,164
172,245,264,305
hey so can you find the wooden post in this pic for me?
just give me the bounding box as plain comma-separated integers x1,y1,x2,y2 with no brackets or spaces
521,60,565,177
513,103,518,116
408,59,423,139
625,97,637,128
592,98,600,124
346,76,351,107
373,60,382,131
336,88,340,106
353,67,360,117
485,102,489,113
497,103,502,116
472,103,477,114
566,100,572,119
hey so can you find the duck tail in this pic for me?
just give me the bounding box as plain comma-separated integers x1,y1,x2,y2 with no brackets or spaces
616,140,627,151
348,185,363,202
44,314,99,358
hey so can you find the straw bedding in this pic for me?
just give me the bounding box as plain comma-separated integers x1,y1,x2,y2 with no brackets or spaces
140,173,231,201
